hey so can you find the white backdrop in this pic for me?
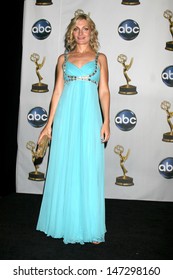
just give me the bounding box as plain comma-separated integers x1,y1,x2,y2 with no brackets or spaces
16,0,173,201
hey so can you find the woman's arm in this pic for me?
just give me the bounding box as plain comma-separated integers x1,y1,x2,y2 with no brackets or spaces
98,53,111,143
38,54,65,143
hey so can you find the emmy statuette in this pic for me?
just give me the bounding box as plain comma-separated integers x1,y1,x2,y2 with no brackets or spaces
161,101,173,143
163,10,173,51
114,145,134,186
117,54,137,95
121,0,140,5
35,0,53,5
26,135,50,181
30,53,49,93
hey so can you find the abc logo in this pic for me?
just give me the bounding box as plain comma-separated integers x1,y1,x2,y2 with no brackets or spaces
161,65,173,87
32,19,52,40
115,109,137,131
118,19,140,40
27,107,48,127
158,157,173,179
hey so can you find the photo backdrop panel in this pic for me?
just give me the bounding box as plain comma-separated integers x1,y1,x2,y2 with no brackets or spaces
16,0,173,201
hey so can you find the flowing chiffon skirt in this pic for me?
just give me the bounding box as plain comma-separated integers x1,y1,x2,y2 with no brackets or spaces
36,58,106,244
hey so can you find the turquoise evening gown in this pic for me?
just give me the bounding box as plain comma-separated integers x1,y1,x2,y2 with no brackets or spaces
36,52,106,244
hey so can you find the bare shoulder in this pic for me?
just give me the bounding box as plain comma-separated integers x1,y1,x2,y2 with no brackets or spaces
98,52,108,67
98,52,107,60
57,53,65,66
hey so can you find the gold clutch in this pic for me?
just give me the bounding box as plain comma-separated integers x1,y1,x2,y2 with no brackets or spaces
35,135,50,159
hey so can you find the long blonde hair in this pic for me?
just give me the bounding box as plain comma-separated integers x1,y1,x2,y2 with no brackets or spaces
64,9,100,52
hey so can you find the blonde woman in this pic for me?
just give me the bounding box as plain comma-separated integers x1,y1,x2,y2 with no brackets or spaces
36,9,110,245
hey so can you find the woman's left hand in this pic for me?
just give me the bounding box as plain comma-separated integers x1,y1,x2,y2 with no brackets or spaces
100,122,110,143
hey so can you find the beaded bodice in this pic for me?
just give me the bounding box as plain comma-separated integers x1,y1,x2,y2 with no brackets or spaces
63,52,100,86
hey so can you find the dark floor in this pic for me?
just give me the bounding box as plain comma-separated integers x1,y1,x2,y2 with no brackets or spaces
0,192,173,260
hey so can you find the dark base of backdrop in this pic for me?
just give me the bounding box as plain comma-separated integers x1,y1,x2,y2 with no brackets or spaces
0,192,173,260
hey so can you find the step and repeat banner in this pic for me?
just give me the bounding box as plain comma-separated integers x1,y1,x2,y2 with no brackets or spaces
16,0,173,201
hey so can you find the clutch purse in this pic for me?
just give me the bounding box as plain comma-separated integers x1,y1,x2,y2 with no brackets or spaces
35,135,50,159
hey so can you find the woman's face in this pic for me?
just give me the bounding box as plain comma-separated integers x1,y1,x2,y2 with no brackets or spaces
73,19,91,45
